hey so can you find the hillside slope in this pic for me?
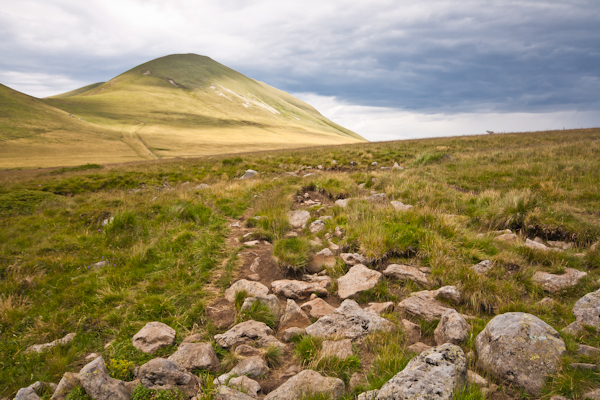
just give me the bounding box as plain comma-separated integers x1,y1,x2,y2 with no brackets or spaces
0,54,365,168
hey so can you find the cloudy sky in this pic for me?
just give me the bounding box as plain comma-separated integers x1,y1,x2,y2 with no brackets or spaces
1,0,599,141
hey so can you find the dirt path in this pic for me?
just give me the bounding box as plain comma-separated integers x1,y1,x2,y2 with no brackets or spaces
120,123,158,160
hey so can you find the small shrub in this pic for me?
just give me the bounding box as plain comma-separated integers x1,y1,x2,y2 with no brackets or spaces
65,386,92,400
412,152,448,166
273,237,311,272
237,300,277,328
264,344,284,368
108,357,136,381
234,290,250,311
452,384,486,400
294,335,323,365
311,355,361,384
131,383,186,400
485,189,539,230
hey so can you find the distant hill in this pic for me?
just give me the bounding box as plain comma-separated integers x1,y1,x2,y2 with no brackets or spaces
0,54,365,168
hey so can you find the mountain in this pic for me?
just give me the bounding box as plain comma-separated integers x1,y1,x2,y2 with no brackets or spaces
0,54,366,168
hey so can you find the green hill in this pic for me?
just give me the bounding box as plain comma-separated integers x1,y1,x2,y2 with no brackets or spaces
0,54,365,168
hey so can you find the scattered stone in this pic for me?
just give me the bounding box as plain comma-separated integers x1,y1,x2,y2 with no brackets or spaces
214,320,275,349
340,253,367,266
279,299,311,332
349,372,367,389
85,352,99,360
402,319,422,345
573,288,600,329
337,264,382,299
234,344,263,357
228,376,261,398
285,231,298,238
538,297,556,307
51,373,80,400
216,356,269,384
547,240,574,250
525,238,561,251
102,217,114,226
476,312,566,395
138,357,200,398
532,268,587,293
411,286,462,304
15,388,41,400
287,210,311,229
309,220,325,233
25,333,76,354
132,322,176,354
366,193,387,203
334,226,344,238
358,183,366,189
592,241,599,251
375,344,467,400
308,248,336,273
281,327,305,342
321,339,353,359
305,299,395,339
244,240,260,246
328,241,340,254
196,183,210,190
241,294,280,318
91,261,108,268
78,356,129,400
561,320,584,335
303,274,333,289
434,309,470,345
467,371,487,386
383,264,429,286
371,162,378,166
390,201,413,211
278,365,300,380
407,342,432,353
263,369,344,400
215,386,255,400
271,280,328,299
494,233,520,244
570,363,599,370
398,293,451,322
533,237,544,244
335,199,351,208
240,170,258,179
224,280,269,303
301,298,336,319
167,342,220,372
472,260,493,275
578,344,600,357
392,162,403,170
585,389,600,400
365,302,394,315
247,274,261,281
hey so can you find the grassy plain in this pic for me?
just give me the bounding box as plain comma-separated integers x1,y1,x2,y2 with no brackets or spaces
0,128,599,398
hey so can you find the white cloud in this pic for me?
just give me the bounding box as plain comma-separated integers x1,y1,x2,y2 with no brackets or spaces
0,71,88,98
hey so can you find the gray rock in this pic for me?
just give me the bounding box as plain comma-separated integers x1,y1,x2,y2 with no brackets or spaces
402,319,422,345
215,386,256,400
358,390,380,400
308,248,336,273
234,344,263,357
216,356,269,385
271,280,328,299
547,240,574,250
224,280,269,303
334,226,344,238
573,288,600,329
365,302,395,315
532,268,587,293
278,299,311,332
50,372,79,400
321,339,353,359
578,344,600,357
467,371,488,386
305,299,395,339
410,286,461,304
132,322,176,354
303,274,333,289
494,233,520,244
570,363,599,370
366,193,387,203
301,298,336,319
241,294,280,318
281,327,305,342
264,369,344,400
167,342,220,372
337,264,382,299
525,238,561,251
78,356,129,400
240,170,258,180
561,320,584,335
227,376,261,398
476,312,566,395
287,210,311,229
340,253,367,266
335,199,351,208
214,320,275,349
375,344,467,400
383,264,429,286
309,220,325,233
398,294,451,322
537,297,556,307
138,357,200,398
392,162,403,170
390,201,413,211
407,342,432,354
434,309,470,345
15,388,41,400
91,261,109,268
585,389,600,400
25,333,76,353
472,260,493,275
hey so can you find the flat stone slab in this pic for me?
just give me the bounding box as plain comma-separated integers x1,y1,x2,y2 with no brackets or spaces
337,264,382,299
532,268,587,293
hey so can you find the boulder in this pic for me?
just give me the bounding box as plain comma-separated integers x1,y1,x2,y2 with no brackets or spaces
25,332,76,354
383,264,429,286
573,288,600,329
287,210,311,229
241,294,280,318
303,274,333,289
532,268,587,293
301,298,336,319
321,339,353,359
308,248,336,273
561,320,584,335
224,280,269,303
78,356,129,400
278,299,311,332
240,170,258,180
138,358,200,398
410,286,461,304
390,201,413,211
401,319,422,345
15,388,41,400
375,344,467,400
132,322,176,354
228,376,261,398
214,320,274,349
305,299,395,339
309,220,325,233
234,344,263,357
434,309,470,345
167,342,220,372
398,294,451,322
494,233,519,244
335,199,351,208
271,280,328,299
50,372,80,400
407,342,432,354
216,356,269,385
476,312,566,395
340,253,367,266
337,264,382,299
215,386,255,400
281,327,305,342
263,369,344,400
472,260,493,275
365,302,395,315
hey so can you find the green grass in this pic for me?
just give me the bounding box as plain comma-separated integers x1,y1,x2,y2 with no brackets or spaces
273,237,311,272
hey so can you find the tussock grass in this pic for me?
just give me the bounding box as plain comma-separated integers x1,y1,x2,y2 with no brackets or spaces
273,237,311,272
